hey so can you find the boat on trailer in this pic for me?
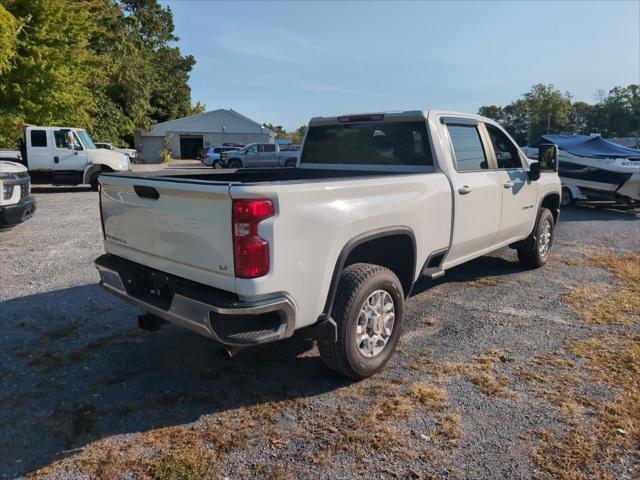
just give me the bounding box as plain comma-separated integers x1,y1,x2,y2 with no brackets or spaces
524,134,640,206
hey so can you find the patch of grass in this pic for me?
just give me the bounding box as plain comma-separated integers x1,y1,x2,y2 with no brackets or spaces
468,276,501,287
424,350,514,397
421,317,440,326
565,286,639,325
28,352,65,370
151,451,213,480
429,412,463,448
408,382,447,411
39,321,82,341
522,332,639,479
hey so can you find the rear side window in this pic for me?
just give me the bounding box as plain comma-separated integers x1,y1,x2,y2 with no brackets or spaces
447,125,488,171
485,124,522,169
30,130,47,147
301,121,433,166
260,144,276,153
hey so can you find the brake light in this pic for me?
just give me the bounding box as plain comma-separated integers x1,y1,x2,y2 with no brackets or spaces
337,114,384,123
232,199,274,278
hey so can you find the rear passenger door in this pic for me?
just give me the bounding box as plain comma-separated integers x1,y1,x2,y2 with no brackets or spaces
258,144,279,167
482,123,538,244
442,119,502,264
26,129,53,170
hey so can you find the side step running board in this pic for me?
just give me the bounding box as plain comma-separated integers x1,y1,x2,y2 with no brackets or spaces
423,267,445,280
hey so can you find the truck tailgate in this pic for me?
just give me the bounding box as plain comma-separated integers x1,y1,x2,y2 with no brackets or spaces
99,175,236,292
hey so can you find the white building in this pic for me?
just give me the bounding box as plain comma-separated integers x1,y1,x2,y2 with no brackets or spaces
134,109,275,163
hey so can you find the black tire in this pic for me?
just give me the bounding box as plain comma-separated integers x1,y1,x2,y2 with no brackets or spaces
517,208,554,268
212,160,224,169
561,187,574,207
227,159,243,169
318,263,404,379
285,159,297,167
89,171,101,191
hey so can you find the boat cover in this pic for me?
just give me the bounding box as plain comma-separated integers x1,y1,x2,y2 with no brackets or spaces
541,134,640,159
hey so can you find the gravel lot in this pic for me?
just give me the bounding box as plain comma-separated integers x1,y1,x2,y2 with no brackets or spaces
1,187,638,479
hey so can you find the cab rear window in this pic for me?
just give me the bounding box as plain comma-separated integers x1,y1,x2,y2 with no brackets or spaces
301,121,433,166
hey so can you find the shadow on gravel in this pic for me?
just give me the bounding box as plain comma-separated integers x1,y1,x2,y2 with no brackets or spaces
31,186,94,194
0,284,347,477
411,254,521,296
559,205,639,223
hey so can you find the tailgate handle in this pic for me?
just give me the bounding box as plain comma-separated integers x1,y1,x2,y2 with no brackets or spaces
134,185,159,200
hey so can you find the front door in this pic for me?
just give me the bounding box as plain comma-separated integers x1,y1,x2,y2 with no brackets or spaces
482,123,538,244
53,130,88,172
243,144,260,167
444,122,503,264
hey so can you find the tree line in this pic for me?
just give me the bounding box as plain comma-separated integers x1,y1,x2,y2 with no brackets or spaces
0,0,203,148
478,84,640,146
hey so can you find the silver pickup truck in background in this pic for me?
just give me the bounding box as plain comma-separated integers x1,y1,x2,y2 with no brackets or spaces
95,109,561,379
221,143,300,168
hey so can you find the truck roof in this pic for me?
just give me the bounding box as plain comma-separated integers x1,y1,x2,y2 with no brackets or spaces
308,110,493,126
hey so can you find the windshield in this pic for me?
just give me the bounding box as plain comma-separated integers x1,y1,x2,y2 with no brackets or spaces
301,121,433,166
77,130,96,149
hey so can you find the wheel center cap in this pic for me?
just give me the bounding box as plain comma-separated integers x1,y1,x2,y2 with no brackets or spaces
374,316,384,334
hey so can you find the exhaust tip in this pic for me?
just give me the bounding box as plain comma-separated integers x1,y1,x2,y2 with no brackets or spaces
223,345,244,359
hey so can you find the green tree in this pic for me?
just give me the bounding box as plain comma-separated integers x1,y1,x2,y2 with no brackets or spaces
263,123,288,139
0,0,100,147
0,0,201,149
289,125,307,144
0,4,19,75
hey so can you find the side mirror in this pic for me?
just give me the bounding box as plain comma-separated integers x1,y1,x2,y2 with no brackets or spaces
538,143,558,171
528,161,541,181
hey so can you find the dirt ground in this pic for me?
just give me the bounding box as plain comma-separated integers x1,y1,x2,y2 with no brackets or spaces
1,187,638,480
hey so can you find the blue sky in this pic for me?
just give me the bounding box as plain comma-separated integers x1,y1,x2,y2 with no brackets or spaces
164,0,640,131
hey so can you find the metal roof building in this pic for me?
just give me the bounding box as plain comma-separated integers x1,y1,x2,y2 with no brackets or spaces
134,109,275,163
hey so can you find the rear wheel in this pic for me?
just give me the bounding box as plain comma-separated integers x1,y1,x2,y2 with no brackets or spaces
517,208,554,268
212,160,224,169
318,263,404,379
561,187,574,207
285,159,297,167
227,159,243,169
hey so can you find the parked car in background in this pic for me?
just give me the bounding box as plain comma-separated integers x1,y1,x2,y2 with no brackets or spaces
0,160,36,229
202,146,242,168
95,142,138,161
95,109,561,379
14,126,130,190
221,143,300,168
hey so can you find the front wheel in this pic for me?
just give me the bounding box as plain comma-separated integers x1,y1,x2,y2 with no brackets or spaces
227,159,243,169
318,263,404,379
517,208,554,268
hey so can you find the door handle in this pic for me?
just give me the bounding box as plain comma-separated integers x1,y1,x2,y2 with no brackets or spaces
458,185,472,195
54,156,59,163
503,181,514,189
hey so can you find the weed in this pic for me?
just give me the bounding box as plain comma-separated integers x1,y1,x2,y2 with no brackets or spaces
408,382,447,411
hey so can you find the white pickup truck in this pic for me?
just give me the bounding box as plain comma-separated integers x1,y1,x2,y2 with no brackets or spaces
222,143,300,169
0,161,36,229
95,110,561,378
3,126,131,190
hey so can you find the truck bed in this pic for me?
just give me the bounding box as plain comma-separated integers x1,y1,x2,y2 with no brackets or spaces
101,167,416,186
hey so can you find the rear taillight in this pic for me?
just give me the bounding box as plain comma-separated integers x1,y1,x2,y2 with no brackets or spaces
232,198,274,278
